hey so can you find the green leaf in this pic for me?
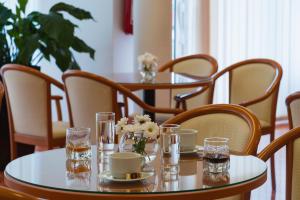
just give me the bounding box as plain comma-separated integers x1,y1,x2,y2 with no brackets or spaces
0,3,13,27
32,12,76,47
18,0,28,13
50,3,94,20
71,36,95,59
14,33,40,65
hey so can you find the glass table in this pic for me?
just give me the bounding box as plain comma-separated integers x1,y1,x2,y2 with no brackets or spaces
106,72,212,119
4,147,267,200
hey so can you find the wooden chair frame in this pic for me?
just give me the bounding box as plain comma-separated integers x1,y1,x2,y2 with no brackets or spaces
0,82,4,109
164,104,261,155
286,91,300,129
62,70,183,125
0,186,39,200
259,127,300,200
1,64,65,160
158,54,218,110
213,58,282,191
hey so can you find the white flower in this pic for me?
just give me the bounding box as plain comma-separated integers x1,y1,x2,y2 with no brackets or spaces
134,114,151,125
143,122,159,138
116,117,128,135
123,124,140,133
138,52,158,71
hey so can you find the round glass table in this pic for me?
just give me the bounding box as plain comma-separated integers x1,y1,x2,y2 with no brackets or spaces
4,147,267,200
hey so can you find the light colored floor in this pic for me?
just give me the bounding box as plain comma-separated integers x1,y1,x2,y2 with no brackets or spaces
0,124,289,200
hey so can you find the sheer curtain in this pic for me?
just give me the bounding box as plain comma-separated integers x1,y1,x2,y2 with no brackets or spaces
174,0,300,117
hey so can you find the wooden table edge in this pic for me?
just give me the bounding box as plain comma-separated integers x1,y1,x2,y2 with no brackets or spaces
4,169,267,200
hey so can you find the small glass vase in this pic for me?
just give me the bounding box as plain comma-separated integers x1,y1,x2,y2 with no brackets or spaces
139,63,157,82
119,132,159,163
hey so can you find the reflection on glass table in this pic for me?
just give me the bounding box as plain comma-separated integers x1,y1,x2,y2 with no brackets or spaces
5,146,267,195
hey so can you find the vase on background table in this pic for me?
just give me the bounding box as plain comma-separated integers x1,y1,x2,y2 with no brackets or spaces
138,52,158,82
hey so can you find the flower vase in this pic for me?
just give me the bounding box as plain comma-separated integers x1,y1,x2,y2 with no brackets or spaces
119,132,159,163
139,63,157,82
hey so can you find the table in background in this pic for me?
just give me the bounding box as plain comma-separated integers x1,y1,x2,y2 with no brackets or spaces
105,72,212,120
5,147,267,200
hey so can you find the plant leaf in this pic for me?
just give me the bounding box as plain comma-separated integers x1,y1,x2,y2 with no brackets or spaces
31,12,76,48
50,3,94,20
71,36,95,59
0,3,13,27
18,0,28,13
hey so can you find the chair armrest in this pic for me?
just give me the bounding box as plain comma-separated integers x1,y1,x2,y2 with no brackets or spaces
51,95,63,121
239,89,276,107
174,86,209,110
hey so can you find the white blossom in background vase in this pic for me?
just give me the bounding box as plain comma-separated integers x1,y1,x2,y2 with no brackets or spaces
137,52,158,81
117,115,159,162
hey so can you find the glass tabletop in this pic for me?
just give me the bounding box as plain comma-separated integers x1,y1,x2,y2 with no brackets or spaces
5,146,267,195
102,72,211,88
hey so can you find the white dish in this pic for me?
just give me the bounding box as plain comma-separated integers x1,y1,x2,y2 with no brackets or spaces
100,171,154,182
180,149,198,154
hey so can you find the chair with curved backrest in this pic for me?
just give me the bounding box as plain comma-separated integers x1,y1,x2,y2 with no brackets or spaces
212,58,282,192
286,92,300,129
0,186,39,200
1,64,69,160
259,127,300,200
62,70,183,144
164,104,261,156
158,54,218,111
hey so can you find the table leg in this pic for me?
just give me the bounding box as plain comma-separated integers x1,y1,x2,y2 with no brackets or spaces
143,89,155,120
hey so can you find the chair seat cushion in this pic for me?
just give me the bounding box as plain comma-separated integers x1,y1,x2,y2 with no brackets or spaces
259,119,271,128
52,121,69,139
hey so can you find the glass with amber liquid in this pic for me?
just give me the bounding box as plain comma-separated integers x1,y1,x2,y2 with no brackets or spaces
203,137,230,173
66,127,91,160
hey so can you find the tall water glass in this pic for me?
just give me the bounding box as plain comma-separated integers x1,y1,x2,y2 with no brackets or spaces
66,127,91,160
161,134,180,180
96,112,115,153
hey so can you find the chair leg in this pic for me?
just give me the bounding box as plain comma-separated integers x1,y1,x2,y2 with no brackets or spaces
270,131,276,194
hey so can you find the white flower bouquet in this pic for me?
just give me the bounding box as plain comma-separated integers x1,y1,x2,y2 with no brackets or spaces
117,114,159,155
137,52,158,72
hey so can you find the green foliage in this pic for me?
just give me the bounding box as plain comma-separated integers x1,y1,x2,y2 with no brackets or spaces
0,0,95,71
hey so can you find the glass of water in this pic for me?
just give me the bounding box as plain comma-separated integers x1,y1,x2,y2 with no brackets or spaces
96,112,115,153
161,131,180,181
203,137,230,173
66,127,91,160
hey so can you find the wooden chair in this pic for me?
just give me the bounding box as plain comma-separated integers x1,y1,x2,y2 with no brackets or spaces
259,127,300,200
0,186,39,200
164,104,261,155
62,70,183,144
1,64,69,160
0,82,4,109
211,58,282,192
158,54,218,110
286,92,300,129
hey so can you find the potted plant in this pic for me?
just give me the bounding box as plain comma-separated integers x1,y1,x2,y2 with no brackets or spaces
0,0,95,170
0,0,95,71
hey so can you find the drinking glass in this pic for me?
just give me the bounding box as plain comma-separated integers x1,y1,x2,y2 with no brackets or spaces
66,159,91,189
159,124,180,136
203,137,230,173
161,133,180,180
96,112,115,153
66,127,91,160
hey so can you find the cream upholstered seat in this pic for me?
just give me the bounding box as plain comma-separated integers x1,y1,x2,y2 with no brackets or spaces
259,127,300,200
164,104,261,155
157,54,218,120
1,64,69,160
286,92,300,129
62,70,183,144
212,59,282,192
